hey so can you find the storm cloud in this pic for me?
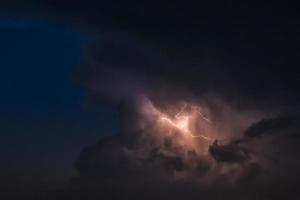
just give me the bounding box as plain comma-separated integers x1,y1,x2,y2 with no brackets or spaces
52,33,300,199
1,1,300,199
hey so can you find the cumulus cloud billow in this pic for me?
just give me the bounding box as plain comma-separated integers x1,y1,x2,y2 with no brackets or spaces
49,35,300,200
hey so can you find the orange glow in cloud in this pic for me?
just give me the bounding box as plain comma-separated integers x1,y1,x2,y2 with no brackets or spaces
158,103,212,141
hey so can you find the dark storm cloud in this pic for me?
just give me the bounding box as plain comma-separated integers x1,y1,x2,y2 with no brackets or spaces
209,115,300,164
2,1,300,200
244,115,300,138
59,113,300,200
62,5,300,198
1,1,299,107
64,28,300,198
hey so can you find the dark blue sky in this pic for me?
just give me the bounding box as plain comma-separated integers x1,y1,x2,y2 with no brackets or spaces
0,18,117,178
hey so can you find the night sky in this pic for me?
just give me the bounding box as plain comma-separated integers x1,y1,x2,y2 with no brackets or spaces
0,17,117,193
0,1,300,200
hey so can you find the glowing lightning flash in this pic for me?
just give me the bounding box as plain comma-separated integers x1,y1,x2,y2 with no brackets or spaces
159,104,212,141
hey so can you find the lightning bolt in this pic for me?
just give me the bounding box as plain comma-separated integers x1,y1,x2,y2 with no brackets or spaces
159,104,212,141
